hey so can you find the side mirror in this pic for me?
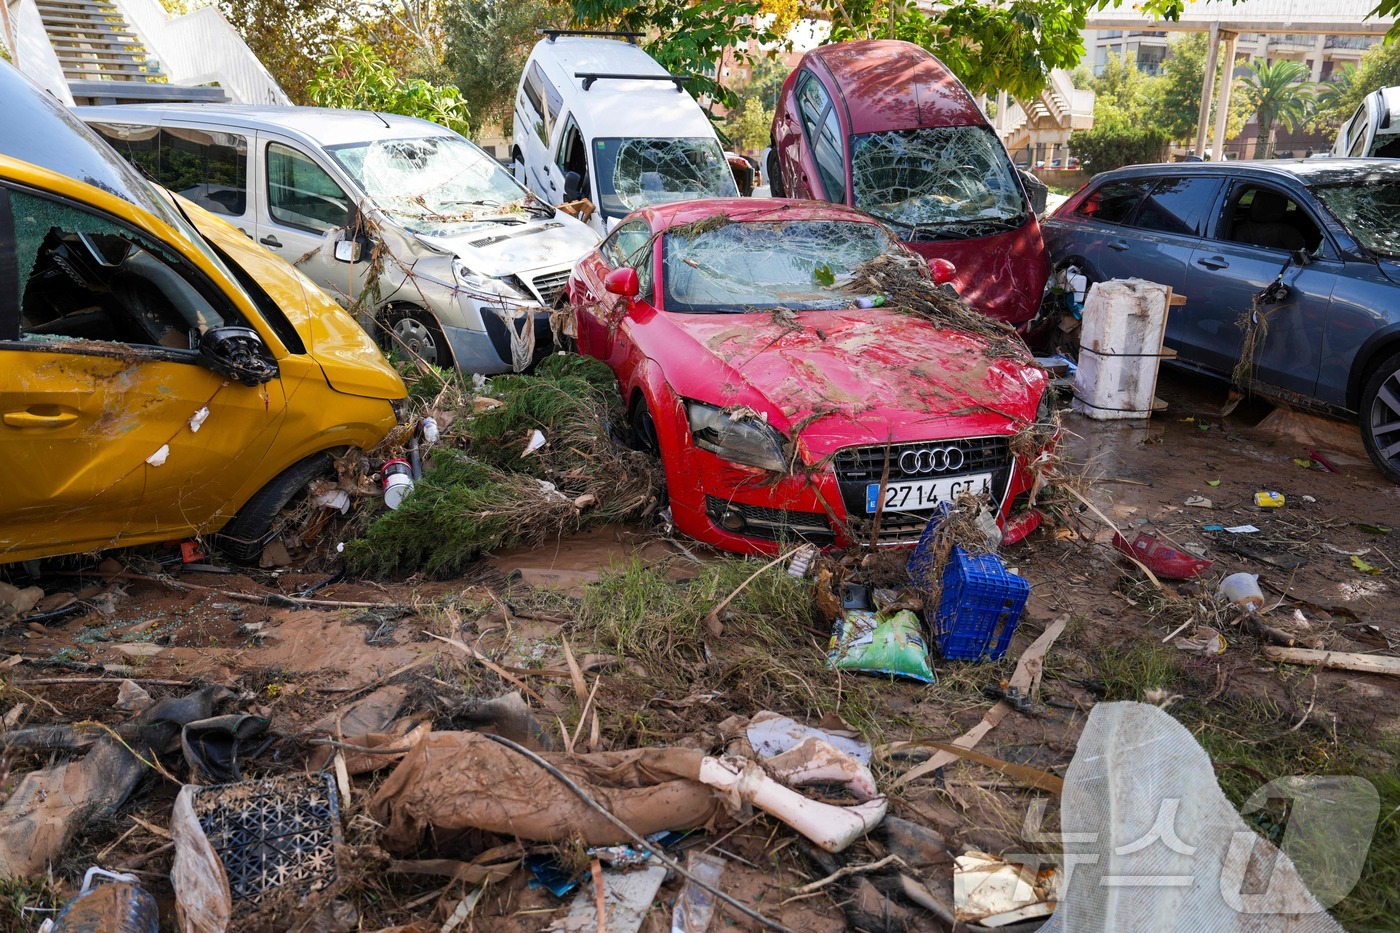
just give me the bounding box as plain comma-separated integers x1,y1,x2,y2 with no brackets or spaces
603,267,641,301
199,326,278,386
928,257,957,285
334,239,363,263
564,170,583,202
1292,247,1312,267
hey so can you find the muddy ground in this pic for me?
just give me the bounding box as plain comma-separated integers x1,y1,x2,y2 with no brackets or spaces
1,369,1397,932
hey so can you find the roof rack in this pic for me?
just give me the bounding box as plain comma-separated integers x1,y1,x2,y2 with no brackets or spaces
575,72,690,91
538,29,643,44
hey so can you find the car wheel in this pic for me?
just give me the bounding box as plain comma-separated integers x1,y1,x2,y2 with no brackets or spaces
629,396,661,455
767,146,785,199
215,453,332,562
383,307,453,368
1361,349,1400,483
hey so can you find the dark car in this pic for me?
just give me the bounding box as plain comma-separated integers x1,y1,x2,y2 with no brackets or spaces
767,40,1048,327
1042,159,1400,482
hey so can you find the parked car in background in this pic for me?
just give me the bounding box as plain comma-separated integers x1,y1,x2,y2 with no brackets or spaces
1041,158,1400,482
767,40,1048,326
564,198,1055,555
1333,87,1400,158
79,104,598,373
0,63,406,564
511,32,738,236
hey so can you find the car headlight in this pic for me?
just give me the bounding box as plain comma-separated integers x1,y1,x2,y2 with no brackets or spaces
685,400,787,472
1036,388,1056,424
452,258,532,301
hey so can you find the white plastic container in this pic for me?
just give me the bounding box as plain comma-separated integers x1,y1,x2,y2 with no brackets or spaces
1073,279,1172,421
1217,572,1264,611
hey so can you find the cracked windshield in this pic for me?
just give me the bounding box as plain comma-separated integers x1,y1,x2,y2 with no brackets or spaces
594,137,737,219
663,220,895,312
330,135,534,234
1313,179,1400,258
851,126,1026,237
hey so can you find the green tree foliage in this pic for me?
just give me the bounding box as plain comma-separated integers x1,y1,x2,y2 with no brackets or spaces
1312,42,1400,139
308,42,471,135
1144,32,1249,144
442,0,556,132
217,0,342,103
725,98,774,152
1069,124,1170,174
1241,59,1314,158
1087,51,1153,129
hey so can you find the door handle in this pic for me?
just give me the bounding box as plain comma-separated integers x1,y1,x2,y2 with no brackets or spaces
1108,239,1129,252
1197,256,1229,270
4,408,79,428
259,235,282,248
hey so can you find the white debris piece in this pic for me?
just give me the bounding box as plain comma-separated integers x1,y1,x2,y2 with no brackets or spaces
523,429,547,456
188,407,210,433
146,445,170,467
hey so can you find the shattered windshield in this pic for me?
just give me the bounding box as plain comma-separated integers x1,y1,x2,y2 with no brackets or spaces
330,136,534,234
662,219,896,313
1312,180,1400,258
594,137,738,220
850,126,1027,238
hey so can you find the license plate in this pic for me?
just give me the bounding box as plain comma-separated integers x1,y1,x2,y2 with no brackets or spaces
865,473,993,513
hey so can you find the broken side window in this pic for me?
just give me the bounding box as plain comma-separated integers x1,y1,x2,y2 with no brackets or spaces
1076,178,1151,226
331,135,531,236
10,189,228,348
1313,179,1400,259
850,126,1025,237
661,219,895,313
593,137,738,220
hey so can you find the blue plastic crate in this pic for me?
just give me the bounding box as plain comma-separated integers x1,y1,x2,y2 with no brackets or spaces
906,503,952,589
932,546,1029,661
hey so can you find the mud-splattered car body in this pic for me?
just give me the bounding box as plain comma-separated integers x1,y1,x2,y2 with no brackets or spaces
565,198,1052,555
769,40,1049,327
0,64,405,564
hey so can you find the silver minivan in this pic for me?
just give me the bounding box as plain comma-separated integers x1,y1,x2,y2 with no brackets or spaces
79,105,600,372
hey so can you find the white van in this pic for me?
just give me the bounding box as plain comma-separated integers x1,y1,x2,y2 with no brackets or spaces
78,105,599,373
511,31,738,234
1333,87,1400,158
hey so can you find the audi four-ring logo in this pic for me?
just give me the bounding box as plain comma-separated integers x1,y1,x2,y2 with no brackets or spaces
898,446,966,474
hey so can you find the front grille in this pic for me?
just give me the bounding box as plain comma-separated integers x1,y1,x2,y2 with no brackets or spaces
847,510,938,545
832,436,1011,483
705,496,836,545
529,267,572,308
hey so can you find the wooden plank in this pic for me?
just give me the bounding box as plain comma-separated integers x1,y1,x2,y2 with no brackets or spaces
1262,646,1400,676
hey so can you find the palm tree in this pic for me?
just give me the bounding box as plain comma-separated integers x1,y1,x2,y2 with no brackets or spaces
1315,62,1358,113
1242,59,1316,158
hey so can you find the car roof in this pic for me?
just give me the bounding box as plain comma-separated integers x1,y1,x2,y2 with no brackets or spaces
806,40,984,135
1089,157,1400,186
74,103,455,148
643,197,883,231
528,37,717,139
0,62,171,218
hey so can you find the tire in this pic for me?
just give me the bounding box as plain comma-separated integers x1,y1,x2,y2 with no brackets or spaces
766,146,785,199
216,454,332,562
629,396,661,455
382,306,453,368
1360,349,1400,483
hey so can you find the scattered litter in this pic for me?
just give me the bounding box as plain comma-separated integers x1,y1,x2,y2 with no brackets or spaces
1217,572,1264,610
827,609,935,683
1307,449,1341,473
523,429,548,456
1202,524,1224,531
746,711,872,765
788,544,817,578
0,582,44,620
1174,626,1227,656
1206,479,1221,486
1184,495,1213,508
1350,555,1383,576
528,855,582,897
1042,702,1345,932
313,489,351,514
1224,524,1259,534
420,416,439,443
146,445,169,467
188,407,210,433
381,459,414,510
1262,646,1400,676
1072,279,1173,421
47,868,156,933
552,864,666,933
954,852,1057,926
1112,532,1212,580
670,850,726,933
1255,490,1286,508
1302,494,1317,503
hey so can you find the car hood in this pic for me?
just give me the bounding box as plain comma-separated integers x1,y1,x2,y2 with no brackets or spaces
1377,259,1400,287
413,214,599,278
186,201,406,401
647,307,1045,456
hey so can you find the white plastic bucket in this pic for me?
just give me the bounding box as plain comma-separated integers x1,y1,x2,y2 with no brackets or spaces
1073,279,1171,421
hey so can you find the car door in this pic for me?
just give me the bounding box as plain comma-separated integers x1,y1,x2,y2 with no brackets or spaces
516,62,563,201
158,122,256,238
575,218,653,361
793,71,847,204
1057,176,1154,285
256,135,359,304
551,114,592,206
0,181,289,556
1182,180,1338,396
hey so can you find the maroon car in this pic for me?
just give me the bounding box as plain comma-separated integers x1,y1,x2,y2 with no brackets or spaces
769,40,1049,327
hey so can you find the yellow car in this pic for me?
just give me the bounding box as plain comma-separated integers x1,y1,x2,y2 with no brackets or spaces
0,63,406,564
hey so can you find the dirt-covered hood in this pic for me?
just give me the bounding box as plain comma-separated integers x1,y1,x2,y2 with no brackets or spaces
644,307,1045,456
413,214,600,278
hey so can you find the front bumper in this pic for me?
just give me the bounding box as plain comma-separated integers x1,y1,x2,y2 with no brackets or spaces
441,310,553,375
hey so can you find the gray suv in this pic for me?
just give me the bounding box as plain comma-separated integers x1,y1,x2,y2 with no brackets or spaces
1042,158,1400,482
